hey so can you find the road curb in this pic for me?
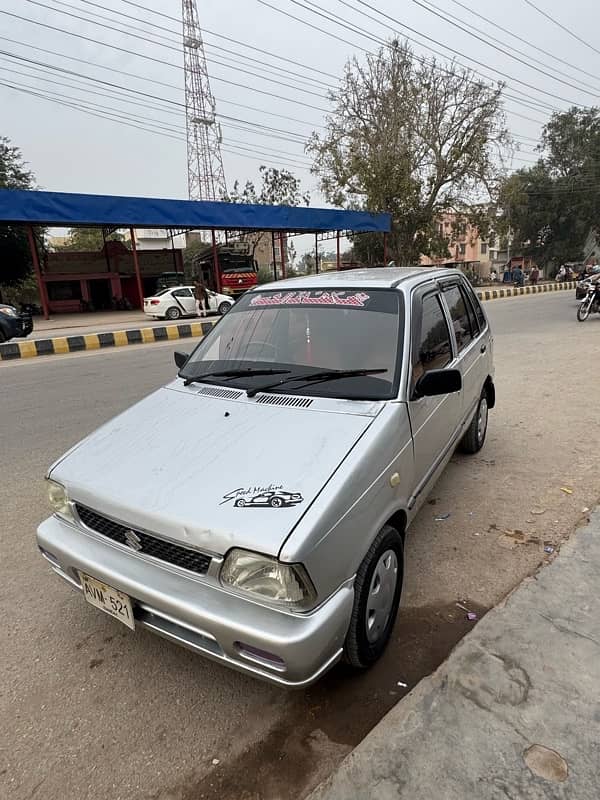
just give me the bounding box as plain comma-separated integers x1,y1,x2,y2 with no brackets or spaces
476,280,575,302
0,319,218,361
1,281,577,361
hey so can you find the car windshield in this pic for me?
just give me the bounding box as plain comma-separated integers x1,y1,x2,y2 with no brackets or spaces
180,287,404,399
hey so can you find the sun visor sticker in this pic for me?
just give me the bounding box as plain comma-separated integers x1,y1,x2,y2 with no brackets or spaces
249,291,371,308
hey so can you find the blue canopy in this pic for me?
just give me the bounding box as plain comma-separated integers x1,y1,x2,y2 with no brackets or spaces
0,189,391,233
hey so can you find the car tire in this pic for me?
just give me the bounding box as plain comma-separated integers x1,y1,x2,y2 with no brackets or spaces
460,390,489,454
165,306,181,320
218,301,232,316
235,499,246,507
343,524,404,670
269,496,283,508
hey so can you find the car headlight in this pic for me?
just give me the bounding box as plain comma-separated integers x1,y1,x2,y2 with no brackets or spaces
220,549,317,611
0,306,17,317
46,479,75,522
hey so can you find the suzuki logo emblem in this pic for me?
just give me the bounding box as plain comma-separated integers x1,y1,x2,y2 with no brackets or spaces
124,530,142,551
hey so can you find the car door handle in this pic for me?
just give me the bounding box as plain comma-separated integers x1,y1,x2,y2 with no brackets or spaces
480,344,487,354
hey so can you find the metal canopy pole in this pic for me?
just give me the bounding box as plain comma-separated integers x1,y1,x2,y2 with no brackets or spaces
279,232,287,279
27,225,49,319
271,232,278,281
211,229,221,292
129,228,144,309
383,232,388,265
314,232,319,273
336,231,341,270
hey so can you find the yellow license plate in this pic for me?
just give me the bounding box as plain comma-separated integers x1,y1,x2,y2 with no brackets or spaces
79,572,135,630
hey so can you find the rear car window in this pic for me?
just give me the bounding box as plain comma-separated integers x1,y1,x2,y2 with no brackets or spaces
462,282,487,331
443,285,475,353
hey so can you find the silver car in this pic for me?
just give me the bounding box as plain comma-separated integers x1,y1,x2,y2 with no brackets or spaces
38,268,494,687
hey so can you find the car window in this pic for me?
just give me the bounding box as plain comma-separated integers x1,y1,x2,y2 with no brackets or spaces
461,281,486,331
182,288,404,400
443,285,475,353
172,288,193,298
413,294,452,387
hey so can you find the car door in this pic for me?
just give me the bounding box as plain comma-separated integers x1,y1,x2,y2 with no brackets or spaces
439,279,486,429
171,288,195,316
407,285,462,508
206,290,218,312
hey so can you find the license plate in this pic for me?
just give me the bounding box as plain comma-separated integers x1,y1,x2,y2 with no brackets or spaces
79,572,135,630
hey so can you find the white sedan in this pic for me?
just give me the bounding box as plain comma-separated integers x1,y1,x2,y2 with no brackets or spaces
143,286,234,321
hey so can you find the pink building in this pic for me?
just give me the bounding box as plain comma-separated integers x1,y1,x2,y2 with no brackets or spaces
420,211,490,274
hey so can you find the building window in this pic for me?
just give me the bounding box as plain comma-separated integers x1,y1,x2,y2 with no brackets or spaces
480,242,488,255
459,243,466,256
47,281,82,301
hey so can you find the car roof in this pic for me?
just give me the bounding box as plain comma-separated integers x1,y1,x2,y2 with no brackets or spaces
254,267,466,292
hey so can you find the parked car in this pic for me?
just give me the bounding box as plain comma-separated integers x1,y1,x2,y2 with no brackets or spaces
38,268,495,687
143,285,233,320
0,303,33,343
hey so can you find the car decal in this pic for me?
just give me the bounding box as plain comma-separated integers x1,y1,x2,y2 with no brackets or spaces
249,290,370,308
221,485,304,508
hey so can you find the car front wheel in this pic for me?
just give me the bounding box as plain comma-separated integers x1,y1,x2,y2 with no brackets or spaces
344,524,403,669
218,301,232,315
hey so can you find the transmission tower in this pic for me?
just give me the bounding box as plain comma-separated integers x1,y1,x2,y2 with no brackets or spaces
182,0,227,201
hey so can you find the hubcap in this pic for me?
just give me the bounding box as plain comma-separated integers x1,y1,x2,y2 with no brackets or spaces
365,549,398,644
477,398,488,444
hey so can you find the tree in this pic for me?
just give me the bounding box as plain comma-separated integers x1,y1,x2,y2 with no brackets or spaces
307,41,509,265
58,228,125,251
221,166,310,264
0,136,37,293
497,108,600,270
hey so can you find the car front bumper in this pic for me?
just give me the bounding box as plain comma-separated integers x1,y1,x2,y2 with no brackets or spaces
1,312,33,340
37,516,354,687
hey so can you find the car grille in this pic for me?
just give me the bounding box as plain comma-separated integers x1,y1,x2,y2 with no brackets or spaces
75,504,212,575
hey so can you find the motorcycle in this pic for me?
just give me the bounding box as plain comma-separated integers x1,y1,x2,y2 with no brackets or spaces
576,282,600,322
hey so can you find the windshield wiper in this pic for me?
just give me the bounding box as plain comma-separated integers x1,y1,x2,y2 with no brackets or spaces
182,368,290,387
246,368,387,398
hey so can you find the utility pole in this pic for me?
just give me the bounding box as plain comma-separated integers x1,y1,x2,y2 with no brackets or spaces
182,0,227,201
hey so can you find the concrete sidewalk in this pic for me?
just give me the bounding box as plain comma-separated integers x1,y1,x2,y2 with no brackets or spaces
309,511,600,800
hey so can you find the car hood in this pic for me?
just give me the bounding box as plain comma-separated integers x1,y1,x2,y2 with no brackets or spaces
51,383,379,557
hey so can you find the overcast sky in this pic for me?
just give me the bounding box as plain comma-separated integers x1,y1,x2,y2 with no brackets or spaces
2,0,599,209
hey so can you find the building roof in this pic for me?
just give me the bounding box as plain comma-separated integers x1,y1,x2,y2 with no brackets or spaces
258,266,459,290
0,189,391,234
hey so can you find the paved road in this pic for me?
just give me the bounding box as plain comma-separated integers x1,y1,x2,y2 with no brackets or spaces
2,292,599,800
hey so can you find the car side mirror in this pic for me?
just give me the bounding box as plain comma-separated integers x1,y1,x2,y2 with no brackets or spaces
413,368,462,399
174,351,189,369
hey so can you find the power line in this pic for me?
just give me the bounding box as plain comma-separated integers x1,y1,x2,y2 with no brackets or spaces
417,0,600,95
1,32,325,127
1,78,313,171
0,9,331,113
71,0,333,91
114,0,340,81
346,0,583,107
0,50,315,146
23,0,329,100
406,0,600,99
448,0,600,86
256,0,560,120
47,0,330,96
522,0,600,58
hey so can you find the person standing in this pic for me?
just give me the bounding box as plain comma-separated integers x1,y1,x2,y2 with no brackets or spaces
530,265,540,286
194,279,209,317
